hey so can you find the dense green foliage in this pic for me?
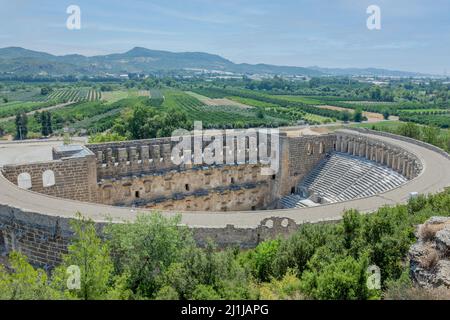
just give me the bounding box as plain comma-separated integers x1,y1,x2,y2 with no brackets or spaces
14,112,28,140
358,122,450,152
1,189,449,300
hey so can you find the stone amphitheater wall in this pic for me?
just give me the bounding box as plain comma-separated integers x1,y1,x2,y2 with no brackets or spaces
0,205,303,268
99,164,274,211
348,128,450,160
2,155,98,203
0,130,432,268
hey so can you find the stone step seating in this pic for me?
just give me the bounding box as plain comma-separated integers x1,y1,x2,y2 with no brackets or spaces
291,152,408,206
280,194,306,208
278,194,321,209
279,194,308,209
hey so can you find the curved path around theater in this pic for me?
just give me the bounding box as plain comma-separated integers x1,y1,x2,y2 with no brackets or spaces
1,129,450,228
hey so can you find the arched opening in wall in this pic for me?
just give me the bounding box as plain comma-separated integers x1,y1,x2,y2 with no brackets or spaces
251,206,256,211
291,187,296,194
17,172,32,190
272,174,276,180
135,191,140,198
230,177,235,184
144,182,151,193
307,143,313,155
103,188,112,200
42,170,56,187
185,184,190,191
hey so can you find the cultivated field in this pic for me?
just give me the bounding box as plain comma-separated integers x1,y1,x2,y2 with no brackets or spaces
47,89,101,102
185,91,252,109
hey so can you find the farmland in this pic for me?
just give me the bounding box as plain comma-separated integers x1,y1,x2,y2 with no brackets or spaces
2,76,449,141
161,90,291,128
0,87,47,102
101,89,151,103
191,88,341,123
47,88,101,102
0,100,60,120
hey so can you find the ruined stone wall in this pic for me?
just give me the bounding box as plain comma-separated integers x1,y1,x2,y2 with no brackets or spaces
147,183,270,212
0,205,302,268
87,131,276,180
0,131,431,268
272,134,336,198
0,206,73,268
1,156,98,203
335,131,422,179
98,164,274,211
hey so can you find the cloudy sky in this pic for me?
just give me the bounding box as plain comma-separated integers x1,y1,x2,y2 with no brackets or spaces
1,0,449,74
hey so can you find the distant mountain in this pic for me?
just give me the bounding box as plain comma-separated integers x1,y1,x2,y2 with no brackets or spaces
0,46,430,78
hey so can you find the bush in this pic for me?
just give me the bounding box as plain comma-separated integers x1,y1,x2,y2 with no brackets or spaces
104,213,194,298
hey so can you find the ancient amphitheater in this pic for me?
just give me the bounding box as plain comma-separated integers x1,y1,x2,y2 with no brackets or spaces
1,127,450,268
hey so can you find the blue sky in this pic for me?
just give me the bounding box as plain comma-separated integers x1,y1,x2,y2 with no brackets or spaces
1,0,449,74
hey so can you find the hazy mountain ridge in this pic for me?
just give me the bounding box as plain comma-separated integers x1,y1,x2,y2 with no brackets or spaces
0,46,431,78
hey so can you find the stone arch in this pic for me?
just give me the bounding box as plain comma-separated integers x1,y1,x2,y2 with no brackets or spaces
17,172,32,190
306,142,313,155
42,170,56,187
264,219,274,228
319,142,324,154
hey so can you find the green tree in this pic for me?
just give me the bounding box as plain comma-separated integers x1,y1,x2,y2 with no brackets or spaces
246,239,280,282
157,108,191,138
88,132,127,143
421,125,440,146
51,213,118,300
15,112,28,140
39,111,53,136
397,122,421,139
256,108,265,119
155,285,180,300
300,249,371,300
0,252,59,300
353,109,363,122
342,111,351,122
259,270,303,300
104,213,193,298
191,284,221,300
40,86,52,95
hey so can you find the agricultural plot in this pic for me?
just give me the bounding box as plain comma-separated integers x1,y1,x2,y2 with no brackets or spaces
0,88,47,102
399,113,450,128
226,96,278,109
193,87,344,123
0,100,59,120
315,105,386,122
162,90,292,128
185,91,252,109
343,100,396,106
86,89,101,101
47,89,101,103
275,95,324,105
149,89,164,106
101,90,150,103
398,109,450,114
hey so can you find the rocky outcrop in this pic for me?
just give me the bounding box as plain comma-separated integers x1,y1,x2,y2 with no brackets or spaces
409,217,450,289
